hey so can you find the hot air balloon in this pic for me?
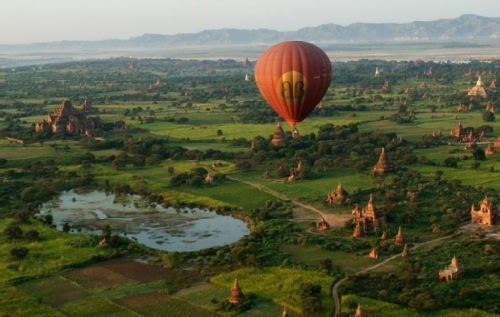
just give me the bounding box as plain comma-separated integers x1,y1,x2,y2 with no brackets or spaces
254,41,332,138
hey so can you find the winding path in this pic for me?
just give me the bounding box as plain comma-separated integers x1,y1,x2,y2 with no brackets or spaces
331,233,458,316
226,175,350,226
226,175,458,316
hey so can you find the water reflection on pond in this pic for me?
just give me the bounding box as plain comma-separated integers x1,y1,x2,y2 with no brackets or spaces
39,189,249,252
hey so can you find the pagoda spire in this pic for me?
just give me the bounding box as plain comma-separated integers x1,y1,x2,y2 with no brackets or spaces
395,226,406,246
271,122,287,147
402,243,410,257
281,307,289,317
373,148,393,174
229,278,246,304
353,222,365,238
354,303,366,317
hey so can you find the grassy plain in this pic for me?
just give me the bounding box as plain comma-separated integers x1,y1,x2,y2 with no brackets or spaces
211,267,334,317
0,220,113,283
3,56,500,317
341,295,500,317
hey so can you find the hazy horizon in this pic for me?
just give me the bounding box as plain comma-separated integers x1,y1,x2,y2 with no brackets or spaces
2,0,500,45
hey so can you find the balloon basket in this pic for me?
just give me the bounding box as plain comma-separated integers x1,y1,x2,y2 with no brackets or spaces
292,129,299,139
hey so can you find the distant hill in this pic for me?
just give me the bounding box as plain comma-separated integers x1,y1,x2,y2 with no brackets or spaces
2,14,500,52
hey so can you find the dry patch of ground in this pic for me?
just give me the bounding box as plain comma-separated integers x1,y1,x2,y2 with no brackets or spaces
93,258,177,283
65,266,131,290
113,292,170,309
16,275,90,308
172,281,212,297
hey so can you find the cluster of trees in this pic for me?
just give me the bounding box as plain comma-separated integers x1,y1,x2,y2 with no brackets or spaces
169,167,222,187
342,237,500,313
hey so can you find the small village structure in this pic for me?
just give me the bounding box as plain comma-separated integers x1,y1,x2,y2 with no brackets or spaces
438,255,465,282
470,196,499,226
326,182,349,205
317,217,330,231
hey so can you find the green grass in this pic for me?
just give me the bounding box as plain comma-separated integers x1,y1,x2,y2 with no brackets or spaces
58,298,140,317
16,275,89,306
231,168,375,203
133,297,221,317
90,280,169,299
358,111,495,141
281,244,379,273
178,284,301,317
0,285,65,317
341,294,500,317
0,220,114,283
211,267,334,317
0,145,58,160
173,179,278,210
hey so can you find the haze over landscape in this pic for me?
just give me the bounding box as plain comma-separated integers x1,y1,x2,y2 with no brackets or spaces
1,0,500,44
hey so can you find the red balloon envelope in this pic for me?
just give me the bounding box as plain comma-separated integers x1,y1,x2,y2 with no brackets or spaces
254,41,332,130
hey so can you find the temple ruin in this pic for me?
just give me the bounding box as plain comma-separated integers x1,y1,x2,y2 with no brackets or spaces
486,101,496,113
352,194,387,231
439,255,465,282
229,278,245,304
271,122,287,146
35,99,101,136
326,182,349,205
394,226,406,247
354,304,366,317
485,142,496,156
402,243,410,257
450,121,469,141
317,217,330,231
281,308,289,317
373,148,393,174
471,196,499,226
353,222,365,238
381,81,391,92
468,75,491,98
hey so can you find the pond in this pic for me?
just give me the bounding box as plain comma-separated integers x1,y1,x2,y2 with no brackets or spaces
39,189,249,252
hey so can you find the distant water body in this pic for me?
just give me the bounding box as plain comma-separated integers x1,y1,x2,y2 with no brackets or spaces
39,189,249,252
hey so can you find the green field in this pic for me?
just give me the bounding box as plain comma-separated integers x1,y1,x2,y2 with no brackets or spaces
3,56,500,317
341,295,500,317
211,267,335,317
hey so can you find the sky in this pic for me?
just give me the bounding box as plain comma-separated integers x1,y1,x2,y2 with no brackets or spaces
1,0,500,44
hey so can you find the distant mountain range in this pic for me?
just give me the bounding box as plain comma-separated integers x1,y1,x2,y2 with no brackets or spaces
2,14,500,53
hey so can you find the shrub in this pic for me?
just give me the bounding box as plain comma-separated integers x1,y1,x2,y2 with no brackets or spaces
235,161,251,171
10,246,29,259
62,222,71,233
4,224,23,240
482,111,495,122
24,229,39,241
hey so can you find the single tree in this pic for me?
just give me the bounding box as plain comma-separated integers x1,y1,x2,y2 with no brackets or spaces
482,111,495,122
24,229,39,240
473,148,486,161
62,222,71,233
